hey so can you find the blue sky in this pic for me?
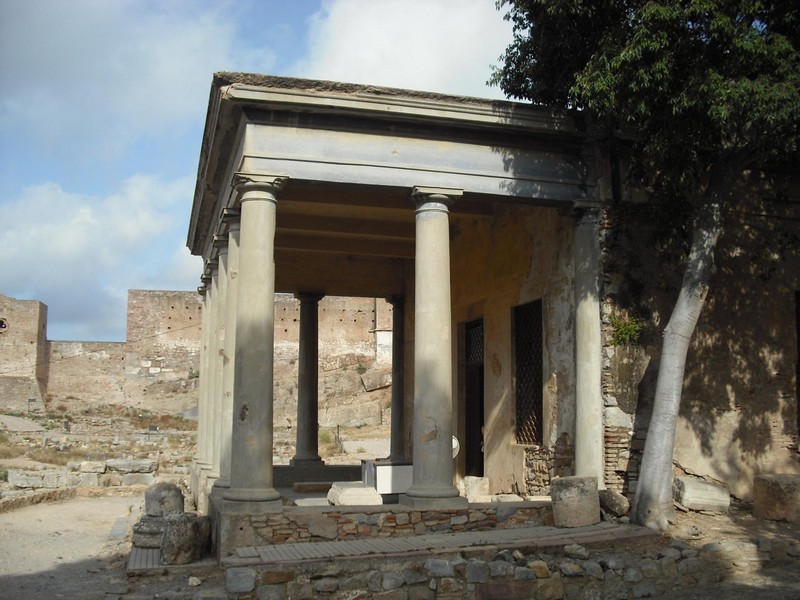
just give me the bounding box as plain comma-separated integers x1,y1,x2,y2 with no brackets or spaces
0,0,513,341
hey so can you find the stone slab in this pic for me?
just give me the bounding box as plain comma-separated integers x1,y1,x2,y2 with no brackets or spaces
673,476,730,513
327,482,383,505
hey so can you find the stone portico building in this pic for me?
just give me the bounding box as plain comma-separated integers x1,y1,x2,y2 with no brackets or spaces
188,73,799,553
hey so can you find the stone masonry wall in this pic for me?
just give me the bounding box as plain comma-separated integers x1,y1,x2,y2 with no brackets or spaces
599,171,800,499
225,535,800,599
0,293,48,411
220,504,551,559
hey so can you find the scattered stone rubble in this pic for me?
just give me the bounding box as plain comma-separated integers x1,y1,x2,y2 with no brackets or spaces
132,482,210,565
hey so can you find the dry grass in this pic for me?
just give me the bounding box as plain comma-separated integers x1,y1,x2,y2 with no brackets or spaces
0,445,24,460
133,412,195,431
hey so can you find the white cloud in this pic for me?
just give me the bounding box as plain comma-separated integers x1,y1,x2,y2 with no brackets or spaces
1,175,201,340
0,0,277,162
295,0,512,98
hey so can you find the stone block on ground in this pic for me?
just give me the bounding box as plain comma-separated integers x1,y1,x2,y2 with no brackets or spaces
599,489,630,517
463,476,490,503
327,481,383,506
673,476,730,513
550,476,600,528
160,513,211,565
132,515,167,549
753,474,800,524
105,459,158,474
145,481,185,517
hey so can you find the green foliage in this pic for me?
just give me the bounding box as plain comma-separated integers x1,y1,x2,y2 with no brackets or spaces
608,314,646,347
318,429,333,444
493,0,800,202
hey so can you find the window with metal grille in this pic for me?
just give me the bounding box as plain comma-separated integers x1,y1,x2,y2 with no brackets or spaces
514,299,543,445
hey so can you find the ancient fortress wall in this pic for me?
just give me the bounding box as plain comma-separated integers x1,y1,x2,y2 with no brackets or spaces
1,291,392,423
0,294,48,412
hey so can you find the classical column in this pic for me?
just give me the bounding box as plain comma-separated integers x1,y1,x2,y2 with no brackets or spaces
291,292,325,467
214,210,240,491
400,186,467,509
209,235,228,482
198,267,217,473
573,206,605,487
192,280,210,501
223,175,286,511
387,295,406,461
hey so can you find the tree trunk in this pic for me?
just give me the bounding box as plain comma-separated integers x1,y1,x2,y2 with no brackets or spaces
631,171,728,530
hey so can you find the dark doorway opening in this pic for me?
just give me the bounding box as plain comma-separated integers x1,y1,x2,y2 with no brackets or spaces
464,319,485,477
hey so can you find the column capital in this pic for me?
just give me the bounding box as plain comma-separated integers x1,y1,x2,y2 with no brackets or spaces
572,202,601,226
411,186,463,212
233,174,287,205
295,291,324,303
386,294,405,308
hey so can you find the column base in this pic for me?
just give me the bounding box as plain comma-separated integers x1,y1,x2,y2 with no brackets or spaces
399,486,468,509
221,489,283,515
222,486,282,514
289,456,325,467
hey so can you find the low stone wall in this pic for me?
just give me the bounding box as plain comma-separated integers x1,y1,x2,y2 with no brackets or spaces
4,458,159,495
219,503,552,559
225,536,800,599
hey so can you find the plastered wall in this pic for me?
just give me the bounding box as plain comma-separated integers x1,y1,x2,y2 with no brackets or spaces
448,204,576,494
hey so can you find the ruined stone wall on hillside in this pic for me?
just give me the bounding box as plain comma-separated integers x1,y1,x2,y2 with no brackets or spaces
2,290,392,424
42,290,202,412
0,293,48,411
273,295,393,434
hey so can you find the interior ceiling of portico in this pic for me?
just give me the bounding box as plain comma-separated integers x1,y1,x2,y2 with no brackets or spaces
270,181,495,297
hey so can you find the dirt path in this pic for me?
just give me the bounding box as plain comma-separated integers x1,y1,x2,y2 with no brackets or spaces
0,495,138,599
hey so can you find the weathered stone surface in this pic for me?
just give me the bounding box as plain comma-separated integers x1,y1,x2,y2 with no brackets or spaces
8,470,44,489
105,458,158,473
160,513,210,565
122,473,155,486
753,474,800,524
227,568,256,594
424,558,455,577
327,482,383,505
599,489,630,517
673,476,730,513
132,515,166,548
528,559,551,578
604,406,633,429
463,476,490,502
80,461,107,473
560,561,585,577
551,477,600,528
145,482,184,517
